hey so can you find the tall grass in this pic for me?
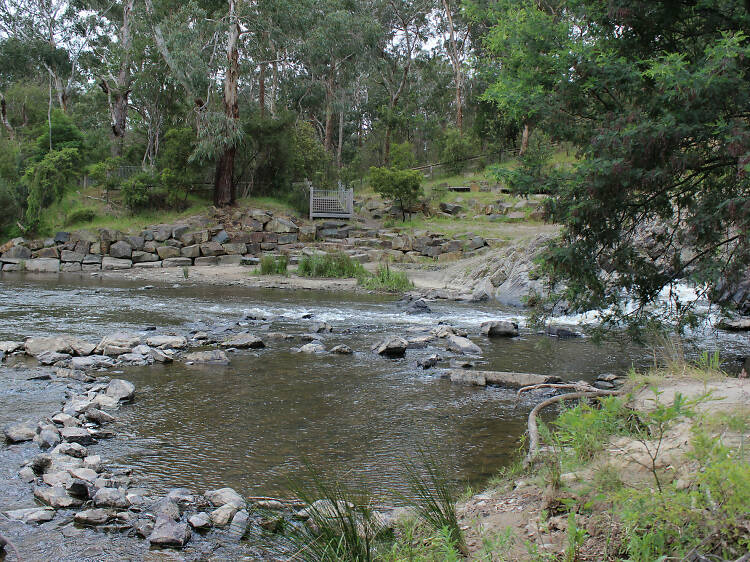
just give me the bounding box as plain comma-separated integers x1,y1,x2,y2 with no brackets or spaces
401,451,466,555
298,252,367,278
257,255,288,275
287,466,388,562
358,264,413,292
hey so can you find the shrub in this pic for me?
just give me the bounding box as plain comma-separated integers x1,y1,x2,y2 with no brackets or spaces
298,252,366,278
369,166,424,221
258,255,288,275
121,171,156,212
441,128,474,175
65,207,98,226
358,264,413,292
23,147,81,230
390,141,416,170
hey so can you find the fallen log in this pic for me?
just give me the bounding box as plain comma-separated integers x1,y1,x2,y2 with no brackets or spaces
524,390,622,467
517,382,598,396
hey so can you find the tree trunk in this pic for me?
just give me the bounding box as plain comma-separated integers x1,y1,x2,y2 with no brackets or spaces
270,53,278,117
0,93,14,139
53,73,68,113
324,71,335,153
455,78,463,132
258,63,266,117
384,124,392,166
519,122,529,156
336,110,344,168
105,0,135,158
214,0,240,207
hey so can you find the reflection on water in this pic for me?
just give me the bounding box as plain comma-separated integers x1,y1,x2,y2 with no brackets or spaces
1,273,747,502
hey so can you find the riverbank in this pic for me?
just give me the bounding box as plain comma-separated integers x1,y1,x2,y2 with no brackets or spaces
437,369,750,560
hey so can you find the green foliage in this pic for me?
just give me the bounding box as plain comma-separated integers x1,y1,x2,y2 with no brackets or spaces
298,252,367,278
389,141,416,170
287,465,389,562
489,130,555,196
257,255,288,275
358,264,413,292
401,451,466,556
85,158,122,194
483,1,750,331
121,171,158,212
369,167,424,221
65,207,98,226
22,148,81,231
440,128,474,175
34,110,83,157
159,168,191,209
615,434,750,561
553,396,639,461
564,513,587,562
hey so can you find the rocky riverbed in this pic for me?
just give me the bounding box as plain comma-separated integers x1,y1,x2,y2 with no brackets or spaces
2,275,749,560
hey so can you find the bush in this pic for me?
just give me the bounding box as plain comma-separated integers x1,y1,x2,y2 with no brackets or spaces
390,141,416,170
121,171,157,212
369,166,424,221
441,128,474,175
65,207,98,226
23,147,81,230
298,252,367,278
358,264,413,292
258,255,288,275
489,129,555,196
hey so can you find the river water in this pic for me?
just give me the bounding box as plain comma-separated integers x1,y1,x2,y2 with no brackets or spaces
1,274,748,504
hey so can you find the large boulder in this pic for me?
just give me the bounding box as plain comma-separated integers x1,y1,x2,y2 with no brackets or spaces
374,337,408,358
95,332,141,355
106,379,135,401
446,335,482,355
146,335,187,349
108,241,132,259
265,217,298,234
34,485,83,508
480,320,519,338
93,487,130,509
24,258,60,272
2,245,32,259
101,257,132,270
184,350,229,364
149,516,191,548
205,487,245,508
221,333,265,349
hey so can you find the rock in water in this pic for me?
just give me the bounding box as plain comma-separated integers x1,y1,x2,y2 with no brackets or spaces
228,510,249,542
221,333,265,349
4,422,36,443
375,337,408,358
149,516,191,548
446,335,482,355
480,320,519,338
106,379,135,401
184,350,230,364
204,487,245,508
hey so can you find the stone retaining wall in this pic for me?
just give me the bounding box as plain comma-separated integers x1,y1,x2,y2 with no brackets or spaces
0,209,489,272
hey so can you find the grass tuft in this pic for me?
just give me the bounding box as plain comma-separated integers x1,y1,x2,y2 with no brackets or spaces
257,255,288,275
358,264,413,292
298,252,367,278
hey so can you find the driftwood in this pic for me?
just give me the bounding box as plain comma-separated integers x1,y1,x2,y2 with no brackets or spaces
517,382,598,396
247,495,306,507
524,390,622,467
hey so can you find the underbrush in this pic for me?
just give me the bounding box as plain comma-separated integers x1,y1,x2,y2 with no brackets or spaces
256,255,288,275
298,252,367,278
358,264,413,292
296,253,413,292
288,456,465,562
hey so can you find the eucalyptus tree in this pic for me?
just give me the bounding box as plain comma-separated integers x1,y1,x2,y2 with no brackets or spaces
434,0,470,132
374,0,431,164
0,0,93,113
